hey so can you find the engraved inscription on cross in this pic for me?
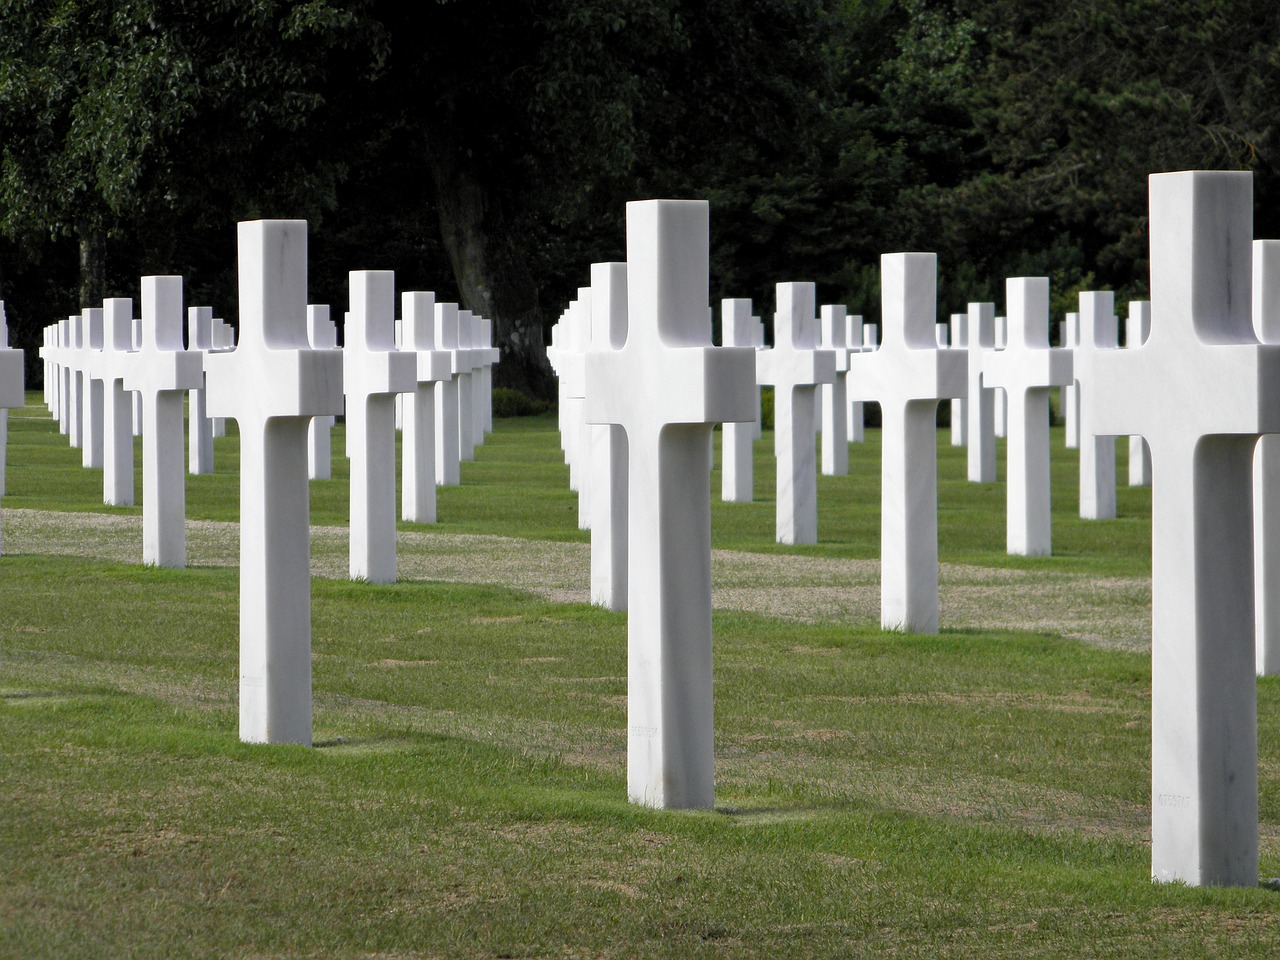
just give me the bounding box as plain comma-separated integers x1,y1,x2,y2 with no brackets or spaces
1086,170,1280,887
585,200,756,809
204,220,345,746
845,254,967,633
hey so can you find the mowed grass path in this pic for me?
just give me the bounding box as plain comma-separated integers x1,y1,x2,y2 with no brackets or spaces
3,393,1279,958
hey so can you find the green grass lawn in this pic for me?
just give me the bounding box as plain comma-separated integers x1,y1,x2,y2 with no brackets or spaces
3,391,1277,958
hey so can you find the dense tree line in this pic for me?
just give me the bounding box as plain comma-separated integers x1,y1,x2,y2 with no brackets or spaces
1,0,1277,395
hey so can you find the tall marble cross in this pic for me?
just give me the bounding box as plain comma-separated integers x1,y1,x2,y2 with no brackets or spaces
585,199,755,809
1254,240,1280,678
588,261,629,611
966,301,997,483
720,298,756,503
79,308,105,470
307,305,337,480
400,291,451,523
1125,301,1153,486
67,314,84,449
1086,170,1280,887
980,278,1072,555
846,312,866,443
204,220,345,745
434,302,463,487
819,303,850,477
455,310,481,463
1061,311,1080,448
949,312,968,446
846,254,967,632
0,304,22,518
90,299,137,506
188,306,215,475
1075,291,1118,520
757,283,836,545
345,271,416,583
121,277,204,568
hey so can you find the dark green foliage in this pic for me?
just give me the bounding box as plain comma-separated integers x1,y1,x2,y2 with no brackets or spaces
492,387,552,418
1,1,1277,393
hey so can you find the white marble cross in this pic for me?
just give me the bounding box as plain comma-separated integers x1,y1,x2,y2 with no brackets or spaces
1086,170,1280,887
188,306,215,475
846,254,967,632
1061,311,1080,448
79,308,105,470
400,292,451,524
456,310,481,463
120,278,204,567
981,278,1072,555
588,261,629,611
846,312,866,443
131,316,143,437
720,298,756,503
0,304,23,524
556,291,592,528
434,302,463,487
477,317,499,436
966,302,997,483
757,283,836,545
1125,301,1153,486
67,314,84,449
344,271,417,583
307,306,337,480
91,299,138,506
585,199,756,809
993,315,1008,438
204,220,345,745
819,303,850,476
211,319,234,437
1075,291,1118,520
949,312,968,446
1255,241,1280,678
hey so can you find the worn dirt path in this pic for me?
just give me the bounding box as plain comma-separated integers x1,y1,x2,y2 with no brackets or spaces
3,508,1152,650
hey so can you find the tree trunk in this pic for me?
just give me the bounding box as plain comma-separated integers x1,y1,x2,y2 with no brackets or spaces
78,225,106,309
425,140,552,398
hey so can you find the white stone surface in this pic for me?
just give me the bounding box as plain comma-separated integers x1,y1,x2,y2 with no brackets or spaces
1255,240,1280,678
981,278,1072,555
344,271,416,583
204,220,344,746
307,306,337,480
756,283,836,545
1076,292,1118,520
966,302,997,483
400,292,451,524
584,199,755,809
588,262,629,611
91,299,137,506
950,312,968,446
477,317,499,435
434,302,462,487
1126,301,1153,486
212,319,233,437
188,306,215,475
120,278,204,568
131,316,143,437
456,310,480,463
555,292,592,527
68,314,83,449
846,254,966,633
80,308,104,469
1062,311,1080,448
720,299,756,503
993,315,1008,438
1087,170,1274,887
0,304,22,511
819,303,850,476
846,312,866,443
